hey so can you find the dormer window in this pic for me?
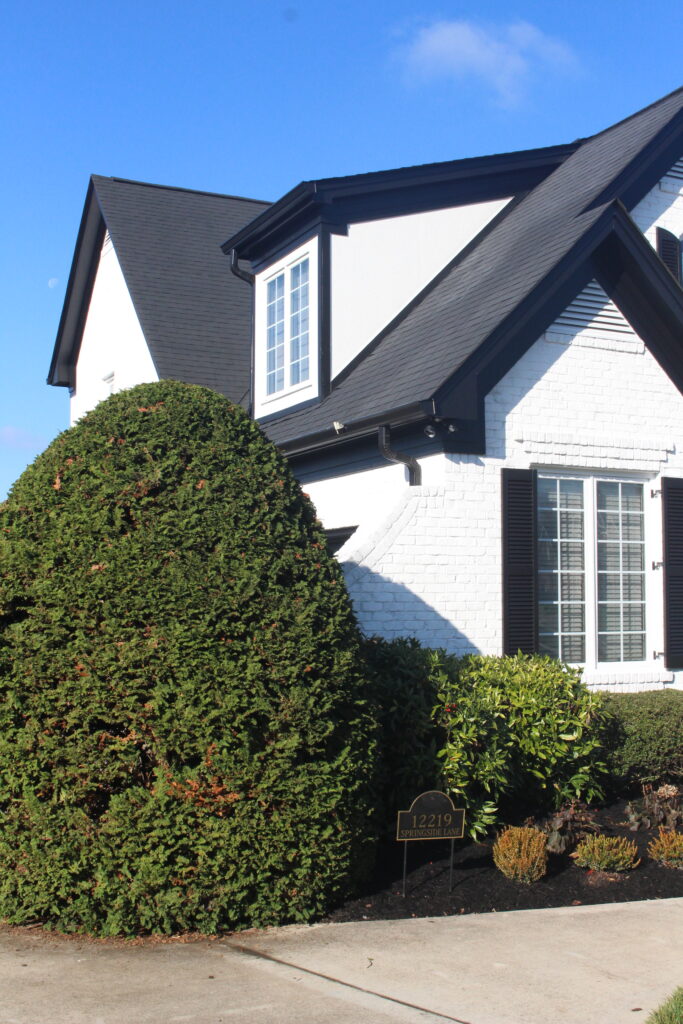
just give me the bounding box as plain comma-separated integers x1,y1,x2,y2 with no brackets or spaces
254,237,318,418
266,258,310,395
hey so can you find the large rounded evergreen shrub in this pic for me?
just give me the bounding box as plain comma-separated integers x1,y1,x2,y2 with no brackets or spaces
0,381,377,935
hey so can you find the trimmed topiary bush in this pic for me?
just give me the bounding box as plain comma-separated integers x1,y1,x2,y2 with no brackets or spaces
433,653,608,838
601,691,683,790
0,381,378,936
361,637,444,837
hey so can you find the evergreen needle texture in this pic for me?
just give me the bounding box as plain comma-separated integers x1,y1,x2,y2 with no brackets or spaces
0,381,378,935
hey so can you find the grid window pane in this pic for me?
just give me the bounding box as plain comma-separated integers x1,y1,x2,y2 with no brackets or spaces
597,481,645,664
537,478,585,664
289,259,310,387
266,272,286,395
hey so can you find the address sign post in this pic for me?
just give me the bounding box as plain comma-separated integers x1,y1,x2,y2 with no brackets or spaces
396,790,465,898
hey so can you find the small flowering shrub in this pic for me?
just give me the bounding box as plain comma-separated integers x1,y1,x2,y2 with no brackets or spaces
0,381,378,936
573,835,640,872
626,784,681,832
493,826,547,884
648,828,683,869
432,653,607,838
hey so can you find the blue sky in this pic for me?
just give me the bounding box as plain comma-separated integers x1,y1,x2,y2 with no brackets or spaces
2,0,682,499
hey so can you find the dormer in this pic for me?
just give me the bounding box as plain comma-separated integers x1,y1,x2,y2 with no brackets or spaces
223,141,578,422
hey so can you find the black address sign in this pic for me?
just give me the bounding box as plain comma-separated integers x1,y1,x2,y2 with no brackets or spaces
396,790,465,842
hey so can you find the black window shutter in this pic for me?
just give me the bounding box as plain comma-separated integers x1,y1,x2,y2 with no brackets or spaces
656,227,682,284
502,468,537,655
662,477,683,670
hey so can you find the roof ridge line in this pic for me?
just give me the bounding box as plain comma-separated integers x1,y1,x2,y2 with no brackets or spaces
585,84,683,143
92,175,270,206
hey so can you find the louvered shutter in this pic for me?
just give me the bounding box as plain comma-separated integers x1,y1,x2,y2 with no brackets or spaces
662,477,683,669
502,469,537,655
656,227,682,284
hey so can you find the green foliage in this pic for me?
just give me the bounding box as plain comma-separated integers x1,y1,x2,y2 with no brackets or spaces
0,381,378,935
361,637,444,836
646,988,683,1024
648,827,683,869
492,826,548,883
601,691,683,789
433,653,607,839
573,835,640,872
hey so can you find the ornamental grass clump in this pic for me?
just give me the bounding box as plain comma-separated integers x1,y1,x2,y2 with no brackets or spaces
0,381,378,936
573,835,640,872
492,826,548,884
648,828,683,869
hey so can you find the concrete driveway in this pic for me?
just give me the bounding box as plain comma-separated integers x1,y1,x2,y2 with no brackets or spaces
2,898,682,1024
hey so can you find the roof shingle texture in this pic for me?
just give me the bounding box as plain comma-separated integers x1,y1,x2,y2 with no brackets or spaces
265,87,683,447
92,177,269,406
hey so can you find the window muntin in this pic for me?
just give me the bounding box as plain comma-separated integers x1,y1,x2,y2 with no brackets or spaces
537,476,646,665
596,481,645,662
265,258,310,397
266,273,285,395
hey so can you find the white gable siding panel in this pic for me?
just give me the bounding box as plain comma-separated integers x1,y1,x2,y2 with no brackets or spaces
70,233,158,424
329,199,511,379
302,299,683,691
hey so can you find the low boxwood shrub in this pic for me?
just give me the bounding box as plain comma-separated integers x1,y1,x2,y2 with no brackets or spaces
573,835,640,872
361,637,444,836
493,826,547,884
0,381,378,936
433,653,607,838
600,691,683,790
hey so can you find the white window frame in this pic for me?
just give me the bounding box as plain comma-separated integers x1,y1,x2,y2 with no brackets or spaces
253,237,319,419
536,469,663,675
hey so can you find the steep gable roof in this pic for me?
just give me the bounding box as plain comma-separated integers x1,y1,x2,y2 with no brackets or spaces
263,87,683,454
49,177,269,406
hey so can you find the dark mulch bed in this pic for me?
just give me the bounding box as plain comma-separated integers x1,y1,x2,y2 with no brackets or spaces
327,799,683,923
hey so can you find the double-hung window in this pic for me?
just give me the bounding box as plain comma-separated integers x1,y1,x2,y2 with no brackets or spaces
266,257,310,396
536,475,646,665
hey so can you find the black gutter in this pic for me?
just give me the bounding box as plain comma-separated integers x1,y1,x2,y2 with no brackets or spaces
271,401,428,457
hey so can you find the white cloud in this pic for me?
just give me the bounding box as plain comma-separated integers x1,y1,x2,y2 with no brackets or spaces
0,426,48,452
399,19,579,106
48,277,59,289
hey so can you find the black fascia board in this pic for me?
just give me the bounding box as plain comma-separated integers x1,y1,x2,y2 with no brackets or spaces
268,400,429,458
47,179,106,387
592,205,683,392
223,142,579,265
586,109,683,214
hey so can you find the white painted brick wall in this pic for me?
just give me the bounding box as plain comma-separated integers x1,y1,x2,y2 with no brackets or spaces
302,172,683,691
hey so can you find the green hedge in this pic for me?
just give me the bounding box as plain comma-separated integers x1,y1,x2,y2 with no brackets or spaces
361,637,444,836
0,381,378,935
601,690,683,789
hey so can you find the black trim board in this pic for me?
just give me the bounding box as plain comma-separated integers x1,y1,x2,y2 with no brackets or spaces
223,144,578,264
48,182,107,387
662,477,683,670
502,468,538,656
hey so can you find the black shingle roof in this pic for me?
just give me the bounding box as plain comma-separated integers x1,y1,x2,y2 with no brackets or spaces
50,178,269,406
264,86,683,450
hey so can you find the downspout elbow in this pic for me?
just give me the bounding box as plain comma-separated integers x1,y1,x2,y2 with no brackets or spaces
229,248,254,285
378,424,421,486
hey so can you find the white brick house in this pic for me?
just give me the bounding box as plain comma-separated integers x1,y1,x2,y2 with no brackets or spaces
49,88,683,690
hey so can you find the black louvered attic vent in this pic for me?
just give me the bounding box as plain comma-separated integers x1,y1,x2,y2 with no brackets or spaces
502,469,537,655
656,227,682,284
663,478,683,670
